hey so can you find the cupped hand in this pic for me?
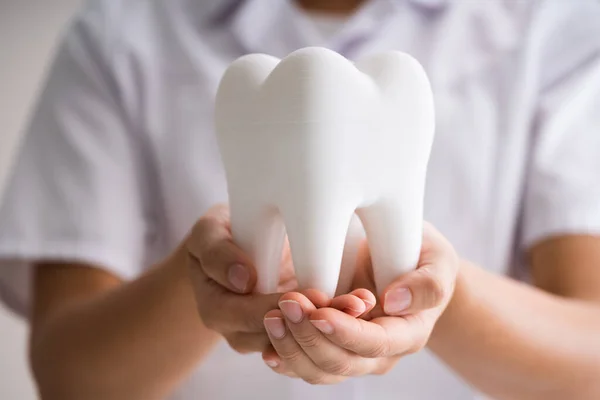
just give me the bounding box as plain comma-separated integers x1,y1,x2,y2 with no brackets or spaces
262,222,459,384
186,204,301,354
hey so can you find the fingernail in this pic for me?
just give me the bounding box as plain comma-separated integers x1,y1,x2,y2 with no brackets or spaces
362,299,376,310
310,320,334,334
384,288,412,315
264,317,286,339
228,264,249,292
279,300,303,323
265,359,279,368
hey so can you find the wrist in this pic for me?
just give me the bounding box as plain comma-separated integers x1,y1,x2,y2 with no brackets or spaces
162,243,225,339
153,242,193,285
428,260,476,348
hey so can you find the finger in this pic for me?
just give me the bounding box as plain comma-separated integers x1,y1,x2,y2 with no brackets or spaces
309,307,421,358
264,360,299,378
225,332,271,355
187,204,257,293
382,268,441,315
189,253,281,333
329,294,366,318
264,309,344,385
262,346,298,378
330,289,376,317
277,293,376,377
300,289,332,309
381,224,458,316
349,289,378,320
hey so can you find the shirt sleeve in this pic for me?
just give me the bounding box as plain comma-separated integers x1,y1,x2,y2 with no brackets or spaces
0,5,154,318
521,0,600,248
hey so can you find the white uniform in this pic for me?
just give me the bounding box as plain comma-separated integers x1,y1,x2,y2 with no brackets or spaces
1,0,600,399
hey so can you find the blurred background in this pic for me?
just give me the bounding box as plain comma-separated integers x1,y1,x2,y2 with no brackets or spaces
0,1,80,398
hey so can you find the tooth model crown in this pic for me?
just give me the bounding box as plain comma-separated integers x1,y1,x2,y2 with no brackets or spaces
215,47,435,296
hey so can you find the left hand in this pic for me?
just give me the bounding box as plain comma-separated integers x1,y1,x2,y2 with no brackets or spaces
262,222,459,384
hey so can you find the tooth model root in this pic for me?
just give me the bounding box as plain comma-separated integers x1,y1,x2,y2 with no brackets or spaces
336,214,364,296
230,196,357,297
279,201,355,298
357,200,422,295
229,198,286,294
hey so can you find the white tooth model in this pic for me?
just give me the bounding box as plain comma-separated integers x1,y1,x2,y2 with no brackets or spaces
215,47,435,296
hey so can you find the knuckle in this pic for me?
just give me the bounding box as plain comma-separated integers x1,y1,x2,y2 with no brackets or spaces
278,347,304,363
225,334,259,355
192,216,216,240
295,333,321,349
338,334,361,350
429,278,446,307
419,268,446,307
319,359,354,376
363,339,390,358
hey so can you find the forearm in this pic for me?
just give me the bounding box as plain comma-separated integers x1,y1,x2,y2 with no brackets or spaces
428,261,600,400
30,248,221,400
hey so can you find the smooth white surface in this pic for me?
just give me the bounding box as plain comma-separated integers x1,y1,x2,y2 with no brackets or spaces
216,48,434,295
0,1,80,398
0,1,599,399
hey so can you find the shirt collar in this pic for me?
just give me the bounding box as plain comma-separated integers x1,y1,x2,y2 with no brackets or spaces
408,0,448,10
211,0,421,57
207,0,449,24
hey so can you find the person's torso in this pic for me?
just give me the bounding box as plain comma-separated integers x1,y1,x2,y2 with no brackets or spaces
106,0,544,398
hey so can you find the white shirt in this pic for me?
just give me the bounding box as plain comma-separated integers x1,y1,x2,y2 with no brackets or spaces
305,11,348,42
1,0,600,399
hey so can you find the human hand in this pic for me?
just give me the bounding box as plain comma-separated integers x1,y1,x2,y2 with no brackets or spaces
186,204,300,354
185,204,370,355
261,222,459,383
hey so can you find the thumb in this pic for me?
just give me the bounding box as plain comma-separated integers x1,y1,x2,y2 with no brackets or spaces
381,223,458,316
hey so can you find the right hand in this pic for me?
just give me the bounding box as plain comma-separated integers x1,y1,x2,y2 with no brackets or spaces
185,205,321,354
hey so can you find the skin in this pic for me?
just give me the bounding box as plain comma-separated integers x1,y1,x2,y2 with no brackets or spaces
30,245,222,400
26,1,600,399
429,239,600,400
30,205,600,400
261,220,459,380
295,0,365,14
260,236,600,400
